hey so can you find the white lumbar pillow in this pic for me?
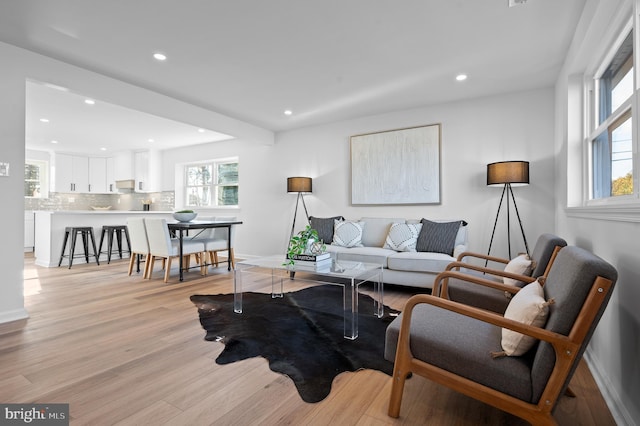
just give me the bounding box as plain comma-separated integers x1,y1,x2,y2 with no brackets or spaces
499,279,553,357
503,253,534,287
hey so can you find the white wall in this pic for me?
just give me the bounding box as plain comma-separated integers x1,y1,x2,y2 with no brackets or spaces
0,47,28,323
163,88,556,262
555,0,639,424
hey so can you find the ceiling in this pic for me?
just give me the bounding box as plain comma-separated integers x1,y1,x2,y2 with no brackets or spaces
0,0,586,155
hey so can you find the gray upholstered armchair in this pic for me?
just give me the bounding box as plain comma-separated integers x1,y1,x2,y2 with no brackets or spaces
385,246,617,425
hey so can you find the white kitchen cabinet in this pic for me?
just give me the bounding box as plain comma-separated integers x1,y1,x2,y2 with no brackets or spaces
113,151,134,181
134,150,161,192
88,157,107,193
106,157,116,192
53,153,89,192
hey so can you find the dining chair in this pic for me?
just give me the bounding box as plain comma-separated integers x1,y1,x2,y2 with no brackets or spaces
207,216,237,269
144,217,206,282
126,217,150,278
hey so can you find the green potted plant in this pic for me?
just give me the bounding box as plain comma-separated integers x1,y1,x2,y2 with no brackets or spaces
284,225,326,266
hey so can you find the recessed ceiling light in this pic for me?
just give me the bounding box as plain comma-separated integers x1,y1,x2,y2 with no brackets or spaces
148,138,155,143
456,74,468,81
198,128,205,133
51,140,58,144
284,110,293,116
100,147,107,151
40,118,49,123
85,99,95,105
153,52,167,61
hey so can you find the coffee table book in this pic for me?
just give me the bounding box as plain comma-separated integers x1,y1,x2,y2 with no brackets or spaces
288,252,331,262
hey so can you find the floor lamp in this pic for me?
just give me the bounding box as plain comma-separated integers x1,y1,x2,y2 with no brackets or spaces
287,177,312,244
486,161,530,260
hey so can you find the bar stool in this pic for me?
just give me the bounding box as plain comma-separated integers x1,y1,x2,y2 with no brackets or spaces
58,227,100,268
98,225,131,264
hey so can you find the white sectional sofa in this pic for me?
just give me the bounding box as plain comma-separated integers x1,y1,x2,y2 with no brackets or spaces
310,216,468,289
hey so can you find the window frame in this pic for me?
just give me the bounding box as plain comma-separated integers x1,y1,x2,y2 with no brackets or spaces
183,157,239,208
24,158,49,199
583,19,639,208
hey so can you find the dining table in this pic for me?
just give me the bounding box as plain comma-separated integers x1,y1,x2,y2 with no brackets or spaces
167,219,243,281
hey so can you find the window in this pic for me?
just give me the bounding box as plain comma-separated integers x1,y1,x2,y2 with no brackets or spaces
185,158,238,207
589,30,635,200
24,159,49,198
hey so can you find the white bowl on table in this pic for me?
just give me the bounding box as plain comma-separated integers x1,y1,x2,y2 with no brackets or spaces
173,212,197,222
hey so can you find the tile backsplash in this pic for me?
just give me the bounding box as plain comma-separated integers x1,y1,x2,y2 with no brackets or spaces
24,191,175,211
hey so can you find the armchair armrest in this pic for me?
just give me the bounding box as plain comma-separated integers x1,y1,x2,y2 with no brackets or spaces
433,267,537,298
456,251,510,265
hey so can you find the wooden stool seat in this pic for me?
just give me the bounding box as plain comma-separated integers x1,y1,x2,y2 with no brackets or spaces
98,225,131,264
58,226,100,268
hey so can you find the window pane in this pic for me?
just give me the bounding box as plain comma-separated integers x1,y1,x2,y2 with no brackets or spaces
598,31,633,124
186,186,210,206
592,115,633,198
217,162,238,184
611,116,633,195
187,165,211,186
217,186,238,205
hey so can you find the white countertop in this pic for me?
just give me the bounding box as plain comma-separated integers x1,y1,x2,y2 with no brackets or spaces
35,210,174,214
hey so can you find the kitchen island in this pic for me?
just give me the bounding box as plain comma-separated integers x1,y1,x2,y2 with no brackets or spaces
34,211,174,267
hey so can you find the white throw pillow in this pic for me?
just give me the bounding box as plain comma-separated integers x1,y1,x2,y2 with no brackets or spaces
503,253,534,287
332,220,364,248
383,223,422,252
500,279,553,356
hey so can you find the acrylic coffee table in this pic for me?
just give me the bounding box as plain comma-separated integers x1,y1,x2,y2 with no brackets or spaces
233,255,384,340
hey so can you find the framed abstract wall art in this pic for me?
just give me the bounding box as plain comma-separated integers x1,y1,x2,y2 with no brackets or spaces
350,123,441,205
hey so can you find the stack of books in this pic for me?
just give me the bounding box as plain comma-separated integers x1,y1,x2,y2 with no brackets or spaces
288,252,332,269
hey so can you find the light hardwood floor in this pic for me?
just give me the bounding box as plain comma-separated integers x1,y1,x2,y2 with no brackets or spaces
0,254,616,425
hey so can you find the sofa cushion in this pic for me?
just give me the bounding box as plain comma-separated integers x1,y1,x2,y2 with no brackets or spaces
383,223,422,252
309,216,344,244
387,251,456,273
416,219,463,255
359,217,406,247
332,220,364,248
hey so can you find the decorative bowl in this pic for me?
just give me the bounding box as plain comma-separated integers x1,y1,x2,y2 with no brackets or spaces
91,206,112,210
173,212,197,222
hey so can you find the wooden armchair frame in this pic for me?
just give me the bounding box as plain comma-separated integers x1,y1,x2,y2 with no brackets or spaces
388,268,614,425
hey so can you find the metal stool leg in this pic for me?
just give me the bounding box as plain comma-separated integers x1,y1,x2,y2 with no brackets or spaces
58,229,70,267
89,228,100,265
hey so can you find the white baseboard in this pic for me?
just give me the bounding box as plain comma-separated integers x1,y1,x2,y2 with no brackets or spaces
584,348,636,426
0,308,29,325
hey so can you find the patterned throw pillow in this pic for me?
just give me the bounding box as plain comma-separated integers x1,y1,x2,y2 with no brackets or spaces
415,219,462,255
309,216,344,244
383,223,422,252
332,220,364,248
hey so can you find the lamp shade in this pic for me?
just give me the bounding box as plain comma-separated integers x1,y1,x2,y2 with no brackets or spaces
487,161,529,186
287,176,312,193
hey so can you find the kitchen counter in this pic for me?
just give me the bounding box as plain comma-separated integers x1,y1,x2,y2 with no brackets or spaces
34,210,175,267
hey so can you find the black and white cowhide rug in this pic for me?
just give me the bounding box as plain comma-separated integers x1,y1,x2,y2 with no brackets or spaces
190,285,398,403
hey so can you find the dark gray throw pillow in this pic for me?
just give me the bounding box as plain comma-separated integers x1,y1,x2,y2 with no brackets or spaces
416,219,463,255
309,216,344,244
